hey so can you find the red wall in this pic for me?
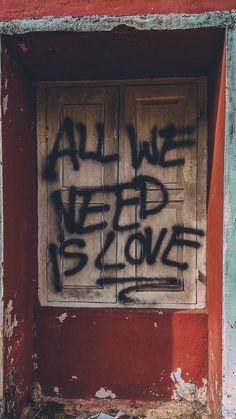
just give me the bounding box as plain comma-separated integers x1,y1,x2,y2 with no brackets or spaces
207,44,225,418
0,1,228,416
0,0,236,20
35,309,207,400
2,44,37,417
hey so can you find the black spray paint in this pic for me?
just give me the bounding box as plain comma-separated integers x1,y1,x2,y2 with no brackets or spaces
44,117,203,303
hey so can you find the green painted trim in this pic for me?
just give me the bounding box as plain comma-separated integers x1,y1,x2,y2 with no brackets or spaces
0,38,4,414
0,10,235,35
222,25,236,418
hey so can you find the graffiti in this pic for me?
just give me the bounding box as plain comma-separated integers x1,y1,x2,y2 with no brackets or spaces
51,175,168,234
43,117,204,302
126,123,195,169
43,118,119,182
43,118,195,181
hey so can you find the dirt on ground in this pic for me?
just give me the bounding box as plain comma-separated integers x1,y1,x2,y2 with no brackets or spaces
20,397,211,419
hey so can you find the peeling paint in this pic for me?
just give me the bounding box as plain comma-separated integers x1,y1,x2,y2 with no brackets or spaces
170,368,207,406
7,345,12,358
5,367,17,417
70,375,79,381
95,387,117,399
56,312,68,323
2,94,8,115
0,11,235,35
4,300,18,339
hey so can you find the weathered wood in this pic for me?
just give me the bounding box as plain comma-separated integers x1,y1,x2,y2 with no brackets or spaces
37,78,207,308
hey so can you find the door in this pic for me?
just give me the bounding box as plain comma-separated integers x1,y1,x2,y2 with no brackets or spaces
37,79,207,308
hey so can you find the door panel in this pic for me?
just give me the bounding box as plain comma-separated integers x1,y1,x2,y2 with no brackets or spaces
41,87,119,304
121,84,198,304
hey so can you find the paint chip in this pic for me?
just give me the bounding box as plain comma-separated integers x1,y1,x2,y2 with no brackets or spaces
95,387,116,399
4,300,18,338
3,94,8,115
57,312,68,323
71,375,78,381
154,322,158,328
7,345,12,358
170,368,207,405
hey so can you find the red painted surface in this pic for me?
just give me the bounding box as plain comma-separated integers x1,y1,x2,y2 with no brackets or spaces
207,44,225,418
2,44,37,417
35,309,207,400
0,20,225,418
0,0,236,21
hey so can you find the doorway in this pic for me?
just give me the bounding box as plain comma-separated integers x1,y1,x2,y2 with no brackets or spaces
0,27,224,417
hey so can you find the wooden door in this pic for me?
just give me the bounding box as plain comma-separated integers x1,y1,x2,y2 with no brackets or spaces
119,84,205,305
38,79,206,308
